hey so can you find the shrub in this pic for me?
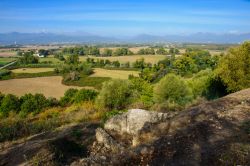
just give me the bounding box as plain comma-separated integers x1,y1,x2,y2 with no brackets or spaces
60,89,79,106
153,73,193,107
216,42,250,92
0,69,11,79
73,89,98,104
19,93,50,116
187,69,213,99
18,53,39,64
0,94,20,117
129,77,154,108
95,79,134,109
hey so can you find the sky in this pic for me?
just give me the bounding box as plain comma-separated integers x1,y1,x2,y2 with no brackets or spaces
0,0,250,36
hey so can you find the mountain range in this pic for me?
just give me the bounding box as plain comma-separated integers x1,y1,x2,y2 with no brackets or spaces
0,32,250,45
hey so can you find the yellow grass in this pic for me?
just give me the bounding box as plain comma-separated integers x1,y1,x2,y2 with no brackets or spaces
80,55,167,64
11,68,55,73
0,76,93,99
90,68,139,79
0,51,16,57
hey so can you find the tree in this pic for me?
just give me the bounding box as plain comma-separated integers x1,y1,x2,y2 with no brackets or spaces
73,89,98,104
66,54,79,64
216,42,250,92
156,47,168,55
174,56,198,76
169,48,179,55
95,79,134,109
60,89,79,106
20,93,49,116
112,61,120,68
18,52,39,64
153,74,193,106
102,49,113,56
133,58,146,69
0,94,20,116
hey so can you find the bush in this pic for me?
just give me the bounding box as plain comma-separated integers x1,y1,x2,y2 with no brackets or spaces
129,77,154,108
19,93,50,116
73,89,98,104
216,42,250,92
153,74,193,108
187,69,213,99
18,52,39,64
95,79,134,109
0,69,11,79
60,89,79,106
0,94,20,117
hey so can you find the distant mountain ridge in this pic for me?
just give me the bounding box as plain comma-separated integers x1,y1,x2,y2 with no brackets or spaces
0,32,250,45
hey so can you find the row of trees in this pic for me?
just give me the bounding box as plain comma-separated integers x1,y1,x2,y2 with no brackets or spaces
0,88,98,118
0,93,56,117
61,46,180,57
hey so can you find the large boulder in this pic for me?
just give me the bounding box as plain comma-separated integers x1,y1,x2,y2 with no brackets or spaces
104,109,175,146
74,88,250,166
104,109,173,135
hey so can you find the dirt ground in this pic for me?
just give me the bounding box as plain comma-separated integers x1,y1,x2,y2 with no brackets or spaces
0,76,91,99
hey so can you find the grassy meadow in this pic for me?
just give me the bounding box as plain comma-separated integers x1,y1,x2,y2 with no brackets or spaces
91,68,139,79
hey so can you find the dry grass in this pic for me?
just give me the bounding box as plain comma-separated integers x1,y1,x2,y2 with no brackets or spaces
90,68,139,79
11,68,55,73
0,76,91,99
80,55,167,64
0,52,17,57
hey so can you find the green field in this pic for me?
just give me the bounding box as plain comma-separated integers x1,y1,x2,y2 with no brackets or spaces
0,57,18,66
91,68,139,79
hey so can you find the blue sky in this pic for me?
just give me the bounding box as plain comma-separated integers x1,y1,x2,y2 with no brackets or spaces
0,0,250,36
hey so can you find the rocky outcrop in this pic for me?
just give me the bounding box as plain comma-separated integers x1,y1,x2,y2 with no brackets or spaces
74,88,250,166
104,109,175,146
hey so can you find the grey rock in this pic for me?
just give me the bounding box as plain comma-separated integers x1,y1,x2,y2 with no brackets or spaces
104,109,170,135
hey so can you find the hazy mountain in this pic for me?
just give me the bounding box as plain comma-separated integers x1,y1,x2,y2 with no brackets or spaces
0,32,117,45
129,33,250,43
0,32,249,45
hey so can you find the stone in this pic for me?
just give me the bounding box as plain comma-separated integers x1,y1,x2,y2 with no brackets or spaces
104,109,170,135
95,128,123,152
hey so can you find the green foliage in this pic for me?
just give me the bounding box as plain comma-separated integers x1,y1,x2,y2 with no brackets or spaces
205,75,228,100
18,52,39,64
62,46,100,56
66,54,79,64
174,56,198,76
72,89,98,104
96,79,134,109
0,94,20,117
19,93,50,116
187,69,212,98
137,48,155,55
169,48,180,55
133,58,146,69
130,77,154,107
102,48,113,56
216,42,250,92
62,72,110,90
153,74,193,107
60,89,79,106
112,48,133,56
156,47,168,55
0,69,11,78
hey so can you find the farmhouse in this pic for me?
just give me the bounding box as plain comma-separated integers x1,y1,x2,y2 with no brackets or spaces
33,50,45,58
